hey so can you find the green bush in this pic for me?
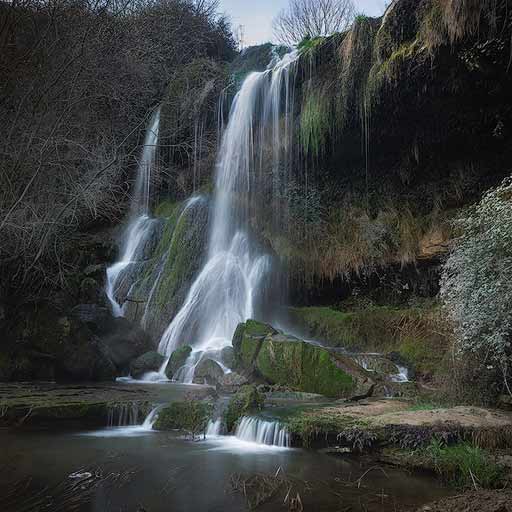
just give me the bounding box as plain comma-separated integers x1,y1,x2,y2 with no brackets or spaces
153,400,213,439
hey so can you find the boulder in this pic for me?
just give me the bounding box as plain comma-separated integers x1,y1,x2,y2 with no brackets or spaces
233,320,376,399
165,345,192,379
232,320,277,370
220,346,235,369
99,317,154,372
153,400,213,438
54,329,116,382
193,358,224,386
130,351,165,379
79,277,102,303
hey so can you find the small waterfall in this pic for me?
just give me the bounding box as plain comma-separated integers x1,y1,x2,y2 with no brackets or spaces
157,52,299,382
391,365,410,383
107,403,141,427
235,417,290,448
206,419,222,437
106,108,160,316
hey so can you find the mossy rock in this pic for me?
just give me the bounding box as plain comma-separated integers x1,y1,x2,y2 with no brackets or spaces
130,351,165,379
224,385,265,432
193,358,224,386
153,400,213,438
233,320,277,370
165,345,192,379
233,320,374,399
256,335,369,399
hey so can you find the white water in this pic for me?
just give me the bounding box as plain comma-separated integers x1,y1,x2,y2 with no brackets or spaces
234,416,290,448
157,52,299,382
80,405,161,438
106,108,160,316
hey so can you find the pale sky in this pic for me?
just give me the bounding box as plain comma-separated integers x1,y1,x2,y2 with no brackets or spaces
219,0,388,46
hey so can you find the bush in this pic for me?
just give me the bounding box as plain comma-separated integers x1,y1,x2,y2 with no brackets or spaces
441,178,512,396
153,399,213,439
422,439,504,488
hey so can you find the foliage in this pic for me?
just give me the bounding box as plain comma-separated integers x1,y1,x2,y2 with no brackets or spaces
273,0,355,46
153,399,213,439
300,86,332,157
441,178,512,393
0,0,236,297
421,439,504,488
224,385,265,432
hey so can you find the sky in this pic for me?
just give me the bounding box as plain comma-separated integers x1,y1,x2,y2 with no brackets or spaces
218,0,388,47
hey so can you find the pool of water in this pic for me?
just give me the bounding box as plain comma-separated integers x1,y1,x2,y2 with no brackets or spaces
0,423,450,512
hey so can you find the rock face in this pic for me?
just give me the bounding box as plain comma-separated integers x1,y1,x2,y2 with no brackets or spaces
98,317,154,373
123,197,210,342
153,401,213,438
165,345,192,379
130,351,165,379
233,320,375,399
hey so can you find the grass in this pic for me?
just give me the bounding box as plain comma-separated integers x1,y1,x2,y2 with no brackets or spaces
421,439,505,488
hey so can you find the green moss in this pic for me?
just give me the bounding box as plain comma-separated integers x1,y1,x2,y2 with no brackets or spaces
224,385,264,432
300,86,332,157
298,36,325,53
153,400,213,438
233,320,275,369
165,345,192,379
255,336,355,398
154,200,179,218
288,306,449,378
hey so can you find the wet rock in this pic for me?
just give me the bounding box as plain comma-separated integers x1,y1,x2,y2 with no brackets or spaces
193,359,224,386
153,400,213,437
71,304,110,328
233,320,376,399
232,320,277,370
55,329,116,382
165,345,192,379
130,351,165,379
99,317,154,372
217,372,250,393
220,346,235,369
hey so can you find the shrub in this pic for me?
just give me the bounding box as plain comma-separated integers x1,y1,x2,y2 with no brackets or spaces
422,439,504,488
441,178,512,397
153,399,213,439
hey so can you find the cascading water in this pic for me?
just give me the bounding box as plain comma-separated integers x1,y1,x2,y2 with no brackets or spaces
235,417,290,448
106,108,160,317
157,52,299,382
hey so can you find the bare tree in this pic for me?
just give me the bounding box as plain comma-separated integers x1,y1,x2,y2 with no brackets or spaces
273,0,355,46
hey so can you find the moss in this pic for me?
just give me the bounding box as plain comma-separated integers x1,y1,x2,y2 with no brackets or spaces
298,36,325,53
233,320,275,370
255,335,356,398
165,345,192,378
154,200,179,218
224,385,264,432
288,306,449,378
300,85,332,157
153,400,213,438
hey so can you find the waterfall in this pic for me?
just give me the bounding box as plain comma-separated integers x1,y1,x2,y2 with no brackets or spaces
235,417,290,448
106,108,161,316
107,403,141,427
157,52,299,382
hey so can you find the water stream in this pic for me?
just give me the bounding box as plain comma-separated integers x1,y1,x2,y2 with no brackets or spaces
105,108,160,317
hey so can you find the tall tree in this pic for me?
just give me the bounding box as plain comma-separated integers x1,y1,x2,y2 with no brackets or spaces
273,0,355,46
